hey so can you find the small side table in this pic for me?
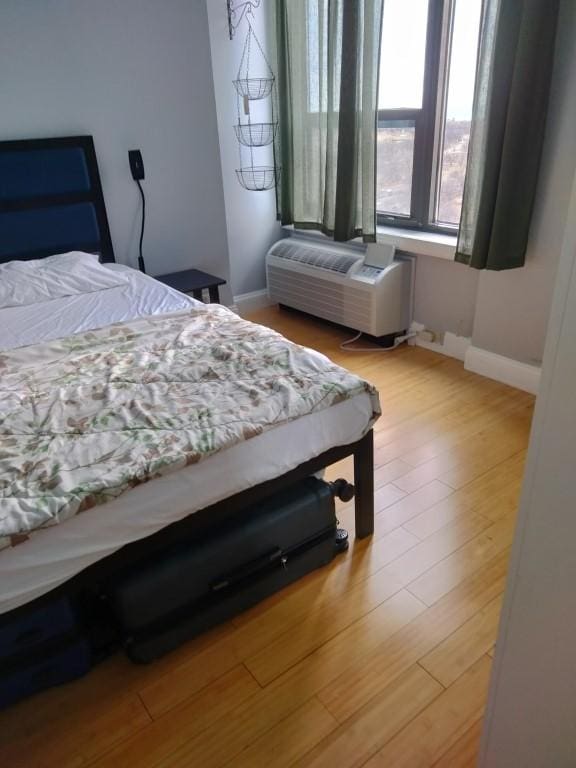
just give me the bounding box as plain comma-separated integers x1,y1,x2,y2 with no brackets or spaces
155,268,226,303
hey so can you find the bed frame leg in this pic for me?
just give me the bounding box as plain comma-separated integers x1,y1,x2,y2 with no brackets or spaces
354,429,374,539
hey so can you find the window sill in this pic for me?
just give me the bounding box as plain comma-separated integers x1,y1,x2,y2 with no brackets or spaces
282,224,457,261
376,225,457,261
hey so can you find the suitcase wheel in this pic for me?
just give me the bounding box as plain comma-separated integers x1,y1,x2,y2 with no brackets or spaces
335,528,349,554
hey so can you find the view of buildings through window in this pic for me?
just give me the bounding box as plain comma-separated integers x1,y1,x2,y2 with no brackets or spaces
377,0,482,228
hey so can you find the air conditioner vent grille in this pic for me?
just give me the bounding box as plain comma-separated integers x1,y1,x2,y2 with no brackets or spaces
273,242,359,274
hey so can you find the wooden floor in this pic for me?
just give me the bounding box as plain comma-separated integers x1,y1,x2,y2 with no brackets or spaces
0,307,534,768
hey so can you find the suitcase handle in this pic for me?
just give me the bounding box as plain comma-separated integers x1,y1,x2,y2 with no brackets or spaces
210,547,283,593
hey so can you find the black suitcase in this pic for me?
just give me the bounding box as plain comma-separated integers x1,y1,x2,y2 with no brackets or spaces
107,477,349,663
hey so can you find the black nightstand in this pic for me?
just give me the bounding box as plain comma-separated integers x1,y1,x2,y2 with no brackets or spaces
155,269,226,303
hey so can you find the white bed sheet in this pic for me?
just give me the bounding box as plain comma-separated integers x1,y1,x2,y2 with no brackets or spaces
0,264,374,613
0,264,199,352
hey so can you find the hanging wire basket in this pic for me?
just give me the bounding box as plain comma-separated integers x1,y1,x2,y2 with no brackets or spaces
233,77,274,100
234,122,278,147
236,166,281,191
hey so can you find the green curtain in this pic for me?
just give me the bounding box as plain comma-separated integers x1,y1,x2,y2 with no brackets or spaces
456,0,561,270
274,0,383,242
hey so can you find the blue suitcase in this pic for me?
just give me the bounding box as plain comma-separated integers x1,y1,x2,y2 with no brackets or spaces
0,598,92,709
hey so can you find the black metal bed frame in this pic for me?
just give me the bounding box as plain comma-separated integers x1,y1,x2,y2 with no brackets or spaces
2,430,374,622
0,135,375,623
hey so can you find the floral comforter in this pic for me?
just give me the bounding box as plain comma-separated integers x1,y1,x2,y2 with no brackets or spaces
0,305,380,549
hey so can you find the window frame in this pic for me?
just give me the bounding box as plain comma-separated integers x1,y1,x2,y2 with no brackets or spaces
376,0,465,235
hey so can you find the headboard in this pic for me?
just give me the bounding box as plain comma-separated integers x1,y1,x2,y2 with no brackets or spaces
0,136,115,264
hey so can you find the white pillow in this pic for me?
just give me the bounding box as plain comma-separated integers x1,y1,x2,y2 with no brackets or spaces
0,252,128,309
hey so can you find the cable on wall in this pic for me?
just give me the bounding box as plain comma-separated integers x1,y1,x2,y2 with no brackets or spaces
136,178,146,273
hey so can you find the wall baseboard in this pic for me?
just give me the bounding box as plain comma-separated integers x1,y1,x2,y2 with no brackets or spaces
234,289,273,316
464,345,541,395
409,323,471,362
408,322,541,393
414,332,471,361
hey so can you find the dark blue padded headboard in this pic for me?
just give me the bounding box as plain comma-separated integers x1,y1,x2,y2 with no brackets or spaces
0,136,114,264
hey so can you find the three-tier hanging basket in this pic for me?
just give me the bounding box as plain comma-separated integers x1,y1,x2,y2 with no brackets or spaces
234,23,280,194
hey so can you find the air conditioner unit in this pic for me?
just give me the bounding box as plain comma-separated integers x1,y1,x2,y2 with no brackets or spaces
266,237,412,343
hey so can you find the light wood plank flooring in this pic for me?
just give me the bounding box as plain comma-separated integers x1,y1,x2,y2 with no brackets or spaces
0,307,533,768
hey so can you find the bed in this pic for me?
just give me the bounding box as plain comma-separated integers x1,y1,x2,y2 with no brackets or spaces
0,136,378,619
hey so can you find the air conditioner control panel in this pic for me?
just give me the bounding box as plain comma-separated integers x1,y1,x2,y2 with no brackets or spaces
357,265,383,279
350,264,386,284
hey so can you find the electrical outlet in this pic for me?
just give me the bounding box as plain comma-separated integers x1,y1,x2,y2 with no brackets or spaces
418,329,436,344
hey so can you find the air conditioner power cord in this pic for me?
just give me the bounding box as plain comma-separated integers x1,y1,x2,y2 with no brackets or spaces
339,331,416,352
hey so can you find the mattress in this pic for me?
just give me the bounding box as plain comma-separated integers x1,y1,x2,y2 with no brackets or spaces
0,265,374,614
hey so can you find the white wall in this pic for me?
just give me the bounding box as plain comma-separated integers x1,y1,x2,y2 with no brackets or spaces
412,255,479,339
206,1,282,298
478,158,576,768
0,0,232,302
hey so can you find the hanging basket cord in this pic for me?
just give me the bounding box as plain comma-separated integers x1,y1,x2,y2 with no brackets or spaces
236,22,275,82
237,20,251,81
248,21,275,77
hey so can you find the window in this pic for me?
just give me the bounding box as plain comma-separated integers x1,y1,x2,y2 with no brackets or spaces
377,0,482,232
